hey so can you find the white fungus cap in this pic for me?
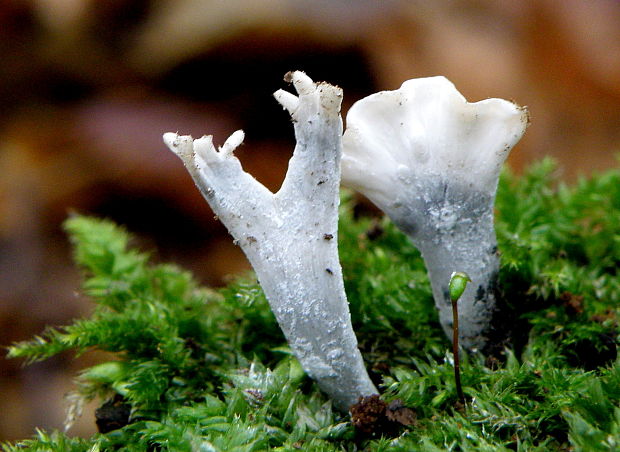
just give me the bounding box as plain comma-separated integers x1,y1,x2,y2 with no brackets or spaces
341,76,529,205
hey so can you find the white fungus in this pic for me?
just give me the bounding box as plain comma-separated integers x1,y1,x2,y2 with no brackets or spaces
163,71,377,410
342,76,529,352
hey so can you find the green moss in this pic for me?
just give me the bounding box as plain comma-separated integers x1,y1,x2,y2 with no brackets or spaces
4,160,619,451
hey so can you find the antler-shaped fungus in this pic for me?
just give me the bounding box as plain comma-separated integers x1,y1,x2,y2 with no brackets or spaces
163,71,377,410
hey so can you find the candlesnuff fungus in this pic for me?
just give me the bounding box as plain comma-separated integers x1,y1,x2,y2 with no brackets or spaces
341,76,528,353
163,71,377,411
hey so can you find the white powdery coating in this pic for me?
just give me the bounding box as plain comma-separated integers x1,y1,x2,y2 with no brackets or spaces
164,71,377,410
341,76,528,351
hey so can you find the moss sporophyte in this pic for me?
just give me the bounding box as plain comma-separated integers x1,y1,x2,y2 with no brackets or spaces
449,271,472,407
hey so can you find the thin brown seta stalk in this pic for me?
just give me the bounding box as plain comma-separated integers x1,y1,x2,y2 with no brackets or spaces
452,296,465,407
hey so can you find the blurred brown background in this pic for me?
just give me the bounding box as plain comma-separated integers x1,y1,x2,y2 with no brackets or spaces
1,0,619,442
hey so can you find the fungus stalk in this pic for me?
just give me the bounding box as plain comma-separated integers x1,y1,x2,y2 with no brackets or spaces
341,76,528,353
163,71,377,411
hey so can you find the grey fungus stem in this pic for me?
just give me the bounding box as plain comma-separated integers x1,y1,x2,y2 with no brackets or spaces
163,71,377,411
341,76,529,353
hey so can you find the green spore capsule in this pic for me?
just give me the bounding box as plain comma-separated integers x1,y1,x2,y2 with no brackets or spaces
449,271,472,302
